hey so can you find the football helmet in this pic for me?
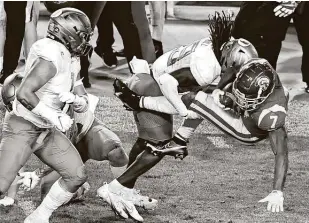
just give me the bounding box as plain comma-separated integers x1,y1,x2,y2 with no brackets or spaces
220,38,258,73
232,58,276,111
47,7,93,56
1,73,23,112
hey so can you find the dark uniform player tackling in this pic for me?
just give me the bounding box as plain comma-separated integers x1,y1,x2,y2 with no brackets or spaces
114,58,289,216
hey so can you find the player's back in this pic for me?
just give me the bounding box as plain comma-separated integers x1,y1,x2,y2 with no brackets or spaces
152,38,221,88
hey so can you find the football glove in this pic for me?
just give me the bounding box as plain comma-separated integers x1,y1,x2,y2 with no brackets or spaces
274,1,299,17
0,196,15,206
59,92,88,113
17,172,41,191
32,101,73,132
212,89,226,108
258,190,284,212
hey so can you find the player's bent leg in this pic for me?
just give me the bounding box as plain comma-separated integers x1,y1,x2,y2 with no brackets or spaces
0,113,37,198
188,91,263,143
35,129,87,192
82,118,129,177
25,129,87,223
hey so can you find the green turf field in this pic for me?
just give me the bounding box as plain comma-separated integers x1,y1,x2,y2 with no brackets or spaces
1,96,309,223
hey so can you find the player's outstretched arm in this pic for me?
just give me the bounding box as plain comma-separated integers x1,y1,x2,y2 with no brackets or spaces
259,127,288,212
269,127,288,191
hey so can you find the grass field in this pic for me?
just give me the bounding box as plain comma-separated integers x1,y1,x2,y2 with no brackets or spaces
1,96,309,223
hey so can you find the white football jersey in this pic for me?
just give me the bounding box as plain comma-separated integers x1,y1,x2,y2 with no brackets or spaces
152,38,221,86
13,38,80,128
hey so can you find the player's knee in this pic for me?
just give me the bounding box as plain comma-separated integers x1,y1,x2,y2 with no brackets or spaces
108,143,129,167
62,165,88,189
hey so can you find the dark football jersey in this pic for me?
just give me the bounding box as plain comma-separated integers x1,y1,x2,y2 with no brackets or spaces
241,78,288,138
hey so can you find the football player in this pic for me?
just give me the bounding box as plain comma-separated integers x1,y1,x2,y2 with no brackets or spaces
0,8,94,223
116,58,289,214
97,13,259,222
0,73,156,211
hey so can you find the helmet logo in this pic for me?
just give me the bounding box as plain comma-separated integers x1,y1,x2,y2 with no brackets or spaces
238,39,250,47
257,77,270,97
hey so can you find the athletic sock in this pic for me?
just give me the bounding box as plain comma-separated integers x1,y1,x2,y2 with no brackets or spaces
33,179,74,219
175,118,203,141
108,179,132,194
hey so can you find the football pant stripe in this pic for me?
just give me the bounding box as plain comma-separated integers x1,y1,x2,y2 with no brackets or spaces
190,100,262,144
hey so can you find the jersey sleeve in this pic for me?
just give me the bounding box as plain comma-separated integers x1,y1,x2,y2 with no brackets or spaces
30,40,66,74
256,104,287,131
190,44,221,86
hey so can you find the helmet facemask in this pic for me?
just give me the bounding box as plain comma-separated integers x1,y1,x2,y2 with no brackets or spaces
232,59,276,112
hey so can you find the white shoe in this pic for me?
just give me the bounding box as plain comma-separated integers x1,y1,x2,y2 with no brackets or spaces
127,189,158,210
0,196,14,206
24,210,49,223
97,183,144,222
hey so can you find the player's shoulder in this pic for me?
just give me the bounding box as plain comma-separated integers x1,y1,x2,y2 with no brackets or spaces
190,38,221,85
251,88,288,131
31,38,71,64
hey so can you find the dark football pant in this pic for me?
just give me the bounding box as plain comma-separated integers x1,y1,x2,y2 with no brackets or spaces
96,1,143,64
0,112,86,195
127,73,173,144
232,2,291,70
294,2,309,84
1,1,27,80
40,117,126,198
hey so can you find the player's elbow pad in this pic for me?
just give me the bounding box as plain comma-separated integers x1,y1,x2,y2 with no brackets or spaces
73,95,89,113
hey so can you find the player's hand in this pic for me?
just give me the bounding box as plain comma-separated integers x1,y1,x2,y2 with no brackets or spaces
17,172,41,191
59,92,76,104
57,113,73,132
258,190,284,212
186,110,201,119
0,196,15,206
48,112,73,132
129,56,150,75
274,1,298,17
212,89,226,108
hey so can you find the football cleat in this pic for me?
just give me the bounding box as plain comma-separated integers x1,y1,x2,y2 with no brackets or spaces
97,183,144,222
147,140,188,160
127,189,158,210
113,78,142,111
